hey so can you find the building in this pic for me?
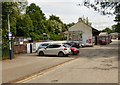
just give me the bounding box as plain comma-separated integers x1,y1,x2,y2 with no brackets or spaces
98,32,111,45
110,32,119,39
68,18,93,46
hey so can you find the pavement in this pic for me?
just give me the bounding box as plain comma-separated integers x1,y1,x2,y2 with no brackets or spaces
2,53,78,83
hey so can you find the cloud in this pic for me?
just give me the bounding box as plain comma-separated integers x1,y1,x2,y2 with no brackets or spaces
28,0,115,30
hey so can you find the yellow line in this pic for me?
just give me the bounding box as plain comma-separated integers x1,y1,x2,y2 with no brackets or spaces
13,57,79,83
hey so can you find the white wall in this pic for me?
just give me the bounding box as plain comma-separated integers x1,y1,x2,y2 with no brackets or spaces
68,21,93,46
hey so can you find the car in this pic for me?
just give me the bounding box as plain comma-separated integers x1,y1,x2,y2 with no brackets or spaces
65,42,80,48
36,43,50,52
70,47,79,55
37,43,71,57
64,43,79,55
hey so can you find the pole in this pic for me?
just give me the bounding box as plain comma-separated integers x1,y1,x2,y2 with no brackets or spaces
8,14,12,60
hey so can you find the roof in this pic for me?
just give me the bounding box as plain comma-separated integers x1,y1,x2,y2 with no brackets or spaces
110,32,119,35
68,19,93,32
99,32,108,36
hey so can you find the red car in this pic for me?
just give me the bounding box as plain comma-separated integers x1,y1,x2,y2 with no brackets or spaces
64,43,79,55
70,47,79,55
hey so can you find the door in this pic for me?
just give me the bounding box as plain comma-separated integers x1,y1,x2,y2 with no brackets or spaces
44,44,61,55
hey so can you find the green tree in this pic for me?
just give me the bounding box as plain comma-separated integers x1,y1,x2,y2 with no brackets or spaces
16,14,34,37
114,4,120,33
48,15,66,34
67,22,75,28
26,3,46,36
2,2,19,37
2,2,20,58
101,27,112,34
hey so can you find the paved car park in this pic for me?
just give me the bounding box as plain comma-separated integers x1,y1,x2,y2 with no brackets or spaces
2,53,79,83
17,40,118,83
2,40,119,83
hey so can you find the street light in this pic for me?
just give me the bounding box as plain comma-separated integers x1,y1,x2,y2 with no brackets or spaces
8,14,12,60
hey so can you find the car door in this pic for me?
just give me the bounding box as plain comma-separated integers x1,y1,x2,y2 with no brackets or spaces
44,45,54,55
50,45,61,55
44,44,61,55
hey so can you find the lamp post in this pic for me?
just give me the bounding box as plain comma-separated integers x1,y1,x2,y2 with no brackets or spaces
8,14,12,60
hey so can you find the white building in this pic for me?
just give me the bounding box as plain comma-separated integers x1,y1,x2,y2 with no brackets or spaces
68,18,93,46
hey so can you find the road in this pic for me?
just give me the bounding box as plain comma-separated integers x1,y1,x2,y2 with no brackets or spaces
17,40,118,83
2,51,78,83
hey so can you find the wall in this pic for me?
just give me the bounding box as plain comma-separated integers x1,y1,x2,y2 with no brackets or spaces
14,44,27,54
68,21,93,46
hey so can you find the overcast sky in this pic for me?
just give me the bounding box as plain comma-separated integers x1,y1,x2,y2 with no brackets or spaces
28,0,116,30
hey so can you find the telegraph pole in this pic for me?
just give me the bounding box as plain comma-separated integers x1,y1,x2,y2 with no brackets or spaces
8,14,12,60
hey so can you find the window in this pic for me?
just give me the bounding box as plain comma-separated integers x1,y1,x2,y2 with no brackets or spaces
41,43,49,46
52,45,61,48
47,44,61,48
63,44,70,48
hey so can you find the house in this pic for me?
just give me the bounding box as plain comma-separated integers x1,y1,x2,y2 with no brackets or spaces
110,32,119,39
67,18,93,46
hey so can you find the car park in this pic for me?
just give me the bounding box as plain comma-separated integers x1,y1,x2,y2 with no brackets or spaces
37,43,71,57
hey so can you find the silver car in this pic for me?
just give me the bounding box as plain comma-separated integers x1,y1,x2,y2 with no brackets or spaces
37,44,71,57
36,43,50,52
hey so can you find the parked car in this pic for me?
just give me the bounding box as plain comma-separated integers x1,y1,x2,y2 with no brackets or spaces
64,43,79,55
37,44,71,57
36,43,50,52
65,42,80,48
70,47,79,55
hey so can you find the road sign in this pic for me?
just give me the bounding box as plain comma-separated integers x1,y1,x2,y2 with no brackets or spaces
8,32,12,38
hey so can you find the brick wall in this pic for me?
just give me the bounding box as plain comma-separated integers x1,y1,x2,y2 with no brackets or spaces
14,44,27,54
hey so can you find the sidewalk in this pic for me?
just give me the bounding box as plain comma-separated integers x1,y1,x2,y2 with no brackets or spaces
2,53,75,83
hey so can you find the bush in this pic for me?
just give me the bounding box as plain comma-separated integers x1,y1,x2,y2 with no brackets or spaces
2,42,9,59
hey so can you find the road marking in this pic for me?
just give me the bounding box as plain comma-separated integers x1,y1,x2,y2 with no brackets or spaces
13,56,79,83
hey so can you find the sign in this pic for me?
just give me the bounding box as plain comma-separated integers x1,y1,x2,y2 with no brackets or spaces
8,32,12,38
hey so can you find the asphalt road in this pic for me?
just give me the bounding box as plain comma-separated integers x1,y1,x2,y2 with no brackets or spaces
2,51,78,83
18,40,118,83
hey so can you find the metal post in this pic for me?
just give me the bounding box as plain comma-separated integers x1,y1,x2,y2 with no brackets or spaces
8,14,12,60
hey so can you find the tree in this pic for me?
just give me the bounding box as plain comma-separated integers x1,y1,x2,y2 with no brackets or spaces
81,0,119,15
2,2,21,58
67,22,75,28
101,27,112,34
2,2,20,37
48,15,65,34
26,3,46,35
114,3,120,33
49,15,62,23
16,14,34,37
111,25,116,32
81,0,120,33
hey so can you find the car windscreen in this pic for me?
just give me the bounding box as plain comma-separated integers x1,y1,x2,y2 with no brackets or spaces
63,44,71,48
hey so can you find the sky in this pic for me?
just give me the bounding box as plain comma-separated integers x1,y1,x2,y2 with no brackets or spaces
28,0,116,30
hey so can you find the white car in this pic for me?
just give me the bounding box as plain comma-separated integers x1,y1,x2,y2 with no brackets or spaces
36,43,50,52
37,44,71,57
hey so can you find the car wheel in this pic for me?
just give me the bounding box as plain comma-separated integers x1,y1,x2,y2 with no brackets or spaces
58,52,64,57
39,51,44,56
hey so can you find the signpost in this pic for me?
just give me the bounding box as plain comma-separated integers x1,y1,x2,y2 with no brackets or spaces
8,14,12,60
